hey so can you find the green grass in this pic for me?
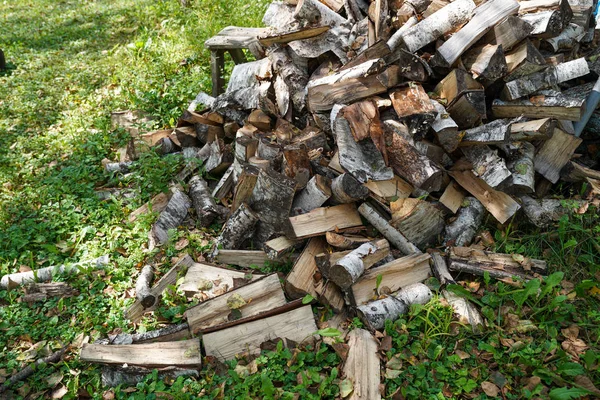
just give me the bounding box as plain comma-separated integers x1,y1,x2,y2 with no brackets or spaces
1,0,599,398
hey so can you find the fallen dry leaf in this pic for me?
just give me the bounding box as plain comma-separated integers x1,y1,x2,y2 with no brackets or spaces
455,350,470,360
51,385,68,399
103,389,115,400
523,376,541,392
562,338,588,360
174,238,189,251
574,375,600,396
561,325,580,341
481,381,500,397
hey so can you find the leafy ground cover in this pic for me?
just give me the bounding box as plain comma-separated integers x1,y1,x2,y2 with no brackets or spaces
0,0,599,399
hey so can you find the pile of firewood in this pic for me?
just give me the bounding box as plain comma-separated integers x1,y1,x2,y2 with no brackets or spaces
79,0,600,392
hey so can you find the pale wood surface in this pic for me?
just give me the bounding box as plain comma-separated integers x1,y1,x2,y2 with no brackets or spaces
343,329,381,400
289,203,363,239
179,261,262,297
535,128,582,183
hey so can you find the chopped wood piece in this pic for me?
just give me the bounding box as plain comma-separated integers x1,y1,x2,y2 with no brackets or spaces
1,255,109,290
350,253,431,306
534,128,582,183
399,0,476,53
343,329,381,400
264,236,300,260
189,175,219,227
307,64,401,112
560,161,600,182
101,366,198,388
450,170,520,224
21,282,78,303
383,120,444,192
364,175,413,204
520,195,575,227
135,265,155,309
492,94,585,121
358,203,421,255
544,23,585,51
283,144,312,189
500,141,536,194
334,105,394,183
443,196,485,246
212,203,259,253
125,255,195,322
390,198,445,249
440,181,466,214
520,0,573,38
203,305,318,361
462,146,512,188
214,250,269,268
434,0,520,67
212,165,235,200
80,339,202,368
329,239,390,290
430,100,460,153
268,46,309,113
462,44,507,86
356,283,432,330
179,261,261,297
433,69,486,129
389,84,437,138
291,174,332,216
152,189,191,246
326,232,371,250
289,203,363,239
331,173,369,204
459,119,512,146
481,15,533,51
448,247,546,280
258,26,330,47
504,40,546,81
510,118,554,141
231,165,260,213
186,274,287,333
249,169,297,245
106,323,191,345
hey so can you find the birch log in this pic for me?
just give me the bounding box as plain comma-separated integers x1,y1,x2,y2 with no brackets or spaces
443,197,485,246
152,189,192,245
331,173,369,204
189,175,219,227
328,239,390,290
212,203,259,254
135,265,156,308
291,174,332,216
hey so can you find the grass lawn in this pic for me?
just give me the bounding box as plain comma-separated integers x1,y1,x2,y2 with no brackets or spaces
0,0,599,399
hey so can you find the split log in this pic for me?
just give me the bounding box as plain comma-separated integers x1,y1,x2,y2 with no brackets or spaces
214,250,269,269
188,175,218,227
264,236,300,260
504,40,546,81
439,181,466,214
398,0,476,53
212,203,259,253
258,26,330,47
283,144,312,189
1,255,109,290
356,283,432,330
202,305,318,361
434,0,520,67
0,346,68,394
462,44,507,87
430,253,483,330
152,189,191,246
459,118,512,146
326,232,371,250
433,69,486,129
135,265,155,309
257,138,283,171
339,100,384,150
334,106,394,182
560,161,600,182
129,192,170,223
481,16,533,51
289,203,363,239
174,126,202,148
534,128,582,183
234,136,258,163
350,253,431,306
358,203,420,255
178,261,262,298
80,339,202,368
290,174,332,216
231,165,260,213
267,46,309,113
544,23,585,51
291,126,327,150
21,282,78,303
315,251,351,280
186,274,287,334
448,247,546,280
364,175,413,204
328,239,390,290
343,329,381,400
248,169,297,245
443,196,485,246
520,0,573,38
450,169,520,224
390,198,444,249
204,139,233,175
492,93,585,121
307,63,401,112
101,366,198,388
383,120,444,192
500,141,536,194
430,100,460,153
106,323,191,345
510,118,555,141
389,84,437,139
331,173,369,204
520,195,574,228
125,255,195,322
462,146,512,188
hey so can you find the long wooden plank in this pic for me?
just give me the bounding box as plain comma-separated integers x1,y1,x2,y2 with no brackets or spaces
448,247,547,280
289,203,363,239
344,329,381,400
186,274,286,334
449,170,520,224
202,305,318,361
80,339,202,368
350,254,431,306
214,250,269,268
258,26,330,47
